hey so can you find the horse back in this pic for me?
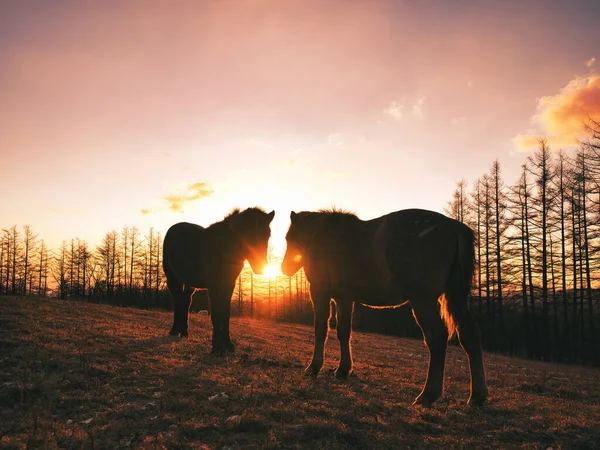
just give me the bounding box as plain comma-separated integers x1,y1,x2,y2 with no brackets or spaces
321,209,464,304
378,209,464,292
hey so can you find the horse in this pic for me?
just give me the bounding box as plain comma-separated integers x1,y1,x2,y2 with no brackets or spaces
281,208,488,406
163,207,274,354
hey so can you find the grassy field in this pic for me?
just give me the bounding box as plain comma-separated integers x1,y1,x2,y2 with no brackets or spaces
1,296,599,449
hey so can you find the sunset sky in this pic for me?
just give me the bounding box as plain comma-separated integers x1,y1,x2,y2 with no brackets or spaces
1,1,599,256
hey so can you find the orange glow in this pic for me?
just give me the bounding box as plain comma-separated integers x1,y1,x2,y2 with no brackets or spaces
2,2,599,252
261,263,280,279
514,75,600,150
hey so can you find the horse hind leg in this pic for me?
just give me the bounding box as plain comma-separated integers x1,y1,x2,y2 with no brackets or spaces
220,293,235,353
411,299,449,407
452,304,488,406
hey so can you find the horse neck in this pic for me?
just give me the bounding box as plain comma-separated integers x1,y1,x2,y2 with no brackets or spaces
306,219,363,261
209,221,247,263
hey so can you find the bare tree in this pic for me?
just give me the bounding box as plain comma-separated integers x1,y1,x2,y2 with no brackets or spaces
37,239,49,297
21,225,38,295
490,160,508,320
445,179,468,223
96,231,119,298
528,139,554,359
53,241,68,299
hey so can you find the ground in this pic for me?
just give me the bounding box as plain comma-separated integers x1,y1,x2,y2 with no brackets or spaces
1,296,599,449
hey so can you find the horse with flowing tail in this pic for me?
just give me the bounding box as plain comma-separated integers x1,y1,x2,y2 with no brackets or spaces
281,208,488,406
163,207,274,354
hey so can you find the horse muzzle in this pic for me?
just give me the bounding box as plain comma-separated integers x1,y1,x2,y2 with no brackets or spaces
281,259,301,277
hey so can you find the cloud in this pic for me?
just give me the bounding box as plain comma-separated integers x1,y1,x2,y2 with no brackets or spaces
384,98,426,121
160,182,214,213
514,74,600,150
513,134,545,150
243,138,272,151
383,101,405,121
328,171,350,179
412,97,426,118
52,208,83,216
451,117,466,125
327,133,344,149
274,159,296,169
586,57,596,68
274,148,312,169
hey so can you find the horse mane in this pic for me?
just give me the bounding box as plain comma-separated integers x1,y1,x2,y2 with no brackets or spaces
218,206,267,225
223,206,267,219
298,207,360,231
317,207,357,218
224,208,242,219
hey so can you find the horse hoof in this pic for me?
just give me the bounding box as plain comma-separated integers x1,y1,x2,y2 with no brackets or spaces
224,344,235,353
303,366,320,377
467,394,487,407
334,368,353,379
412,394,435,408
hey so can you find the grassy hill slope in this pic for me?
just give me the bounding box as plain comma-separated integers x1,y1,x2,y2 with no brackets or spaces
1,297,599,449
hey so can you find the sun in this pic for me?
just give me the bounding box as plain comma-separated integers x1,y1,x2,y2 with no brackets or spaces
262,263,280,279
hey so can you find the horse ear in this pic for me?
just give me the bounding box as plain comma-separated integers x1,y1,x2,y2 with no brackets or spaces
268,210,275,222
290,211,297,221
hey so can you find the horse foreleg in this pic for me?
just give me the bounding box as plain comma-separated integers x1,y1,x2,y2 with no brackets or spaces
209,284,236,355
306,294,331,376
455,308,488,406
334,299,354,379
210,298,224,355
221,296,235,353
412,303,449,407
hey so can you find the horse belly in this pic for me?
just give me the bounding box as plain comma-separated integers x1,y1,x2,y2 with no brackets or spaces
166,254,209,289
357,284,407,308
333,275,406,308
179,269,209,290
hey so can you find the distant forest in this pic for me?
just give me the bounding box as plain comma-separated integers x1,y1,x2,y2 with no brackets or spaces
443,117,600,366
0,220,312,319
2,118,599,366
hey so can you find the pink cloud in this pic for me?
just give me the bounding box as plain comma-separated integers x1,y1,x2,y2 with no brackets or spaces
514,75,600,150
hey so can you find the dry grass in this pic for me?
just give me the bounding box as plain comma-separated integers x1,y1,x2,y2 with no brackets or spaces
1,296,599,449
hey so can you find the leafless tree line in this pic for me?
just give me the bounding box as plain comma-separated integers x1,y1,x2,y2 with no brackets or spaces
232,260,312,323
0,224,313,319
445,117,600,364
0,226,165,309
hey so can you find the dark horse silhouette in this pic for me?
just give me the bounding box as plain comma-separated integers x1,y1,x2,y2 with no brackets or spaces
281,208,487,406
163,207,274,354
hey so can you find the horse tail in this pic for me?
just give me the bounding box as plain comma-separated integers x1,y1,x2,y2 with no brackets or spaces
440,221,476,339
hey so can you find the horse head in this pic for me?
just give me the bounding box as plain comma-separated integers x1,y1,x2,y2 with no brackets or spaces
229,208,275,274
281,211,307,277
